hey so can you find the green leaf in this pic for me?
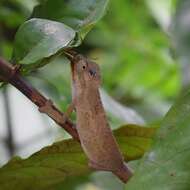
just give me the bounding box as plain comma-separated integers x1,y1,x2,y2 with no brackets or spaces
12,18,76,70
31,0,109,38
0,125,156,190
114,124,157,161
12,0,109,72
125,91,190,190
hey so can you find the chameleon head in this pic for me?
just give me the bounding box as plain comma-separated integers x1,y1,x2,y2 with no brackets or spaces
72,54,101,87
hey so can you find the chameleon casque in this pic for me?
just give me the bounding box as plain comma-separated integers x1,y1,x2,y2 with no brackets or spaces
68,53,132,183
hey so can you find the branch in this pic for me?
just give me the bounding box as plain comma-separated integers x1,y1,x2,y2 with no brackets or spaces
0,58,79,141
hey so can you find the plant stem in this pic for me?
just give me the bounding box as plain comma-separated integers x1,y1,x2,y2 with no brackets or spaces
0,58,79,141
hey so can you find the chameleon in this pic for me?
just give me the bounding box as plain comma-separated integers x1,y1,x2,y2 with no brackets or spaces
68,53,133,183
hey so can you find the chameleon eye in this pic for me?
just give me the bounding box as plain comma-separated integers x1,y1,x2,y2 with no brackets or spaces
82,65,86,69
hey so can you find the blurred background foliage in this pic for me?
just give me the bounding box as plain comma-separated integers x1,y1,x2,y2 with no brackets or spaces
0,0,188,189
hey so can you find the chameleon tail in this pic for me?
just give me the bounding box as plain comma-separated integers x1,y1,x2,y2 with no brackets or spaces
112,164,133,183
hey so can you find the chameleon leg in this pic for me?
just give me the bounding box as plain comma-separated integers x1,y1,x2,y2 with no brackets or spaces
39,99,53,113
39,100,75,124
39,99,64,124
62,102,75,122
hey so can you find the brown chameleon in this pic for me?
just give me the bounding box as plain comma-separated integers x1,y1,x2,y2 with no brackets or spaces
68,54,132,183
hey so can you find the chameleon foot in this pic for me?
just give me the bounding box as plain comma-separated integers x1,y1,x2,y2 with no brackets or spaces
39,100,68,125
39,99,53,113
60,103,75,124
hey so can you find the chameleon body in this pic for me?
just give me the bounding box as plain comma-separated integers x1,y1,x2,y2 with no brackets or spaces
70,54,132,183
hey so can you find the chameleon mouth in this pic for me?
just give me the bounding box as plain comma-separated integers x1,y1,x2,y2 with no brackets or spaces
64,50,77,60
89,69,96,77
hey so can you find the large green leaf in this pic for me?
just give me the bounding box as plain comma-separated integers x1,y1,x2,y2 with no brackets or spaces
0,125,156,190
125,91,190,190
12,0,109,72
12,18,76,70
31,0,109,38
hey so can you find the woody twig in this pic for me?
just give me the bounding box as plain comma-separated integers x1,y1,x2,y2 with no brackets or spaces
0,57,79,141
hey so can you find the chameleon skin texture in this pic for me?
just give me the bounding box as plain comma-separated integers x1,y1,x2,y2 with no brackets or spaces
70,54,132,182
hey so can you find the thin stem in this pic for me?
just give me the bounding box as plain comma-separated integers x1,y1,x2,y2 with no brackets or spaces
0,58,79,141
